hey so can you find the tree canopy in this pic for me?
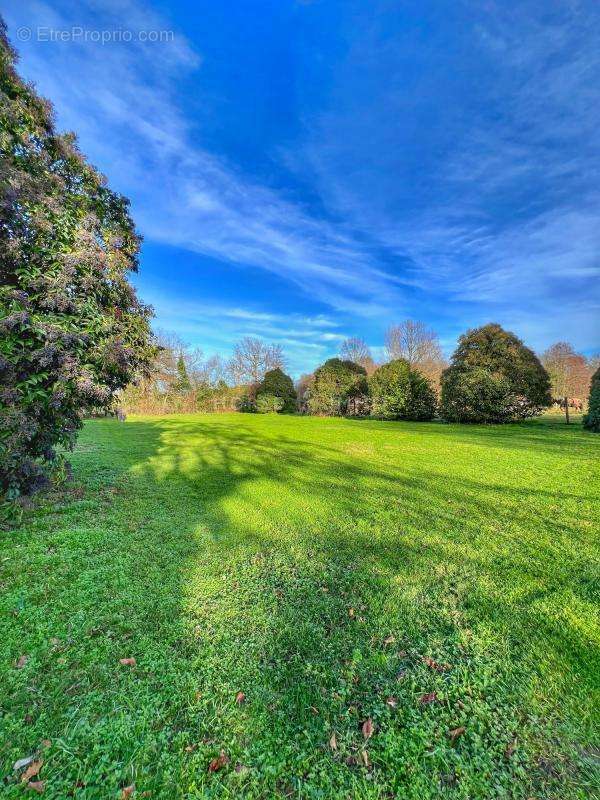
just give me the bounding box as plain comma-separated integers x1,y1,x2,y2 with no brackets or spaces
440,324,551,423
308,358,367,416
0,23,155,512
368,359,436,420
256,367,297,412
583,367,600,432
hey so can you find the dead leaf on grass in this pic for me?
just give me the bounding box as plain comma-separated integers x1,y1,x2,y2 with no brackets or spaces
21,760,43,783
362,718,374,740
119,657,136,667
208,750,229,773
448,726,465,743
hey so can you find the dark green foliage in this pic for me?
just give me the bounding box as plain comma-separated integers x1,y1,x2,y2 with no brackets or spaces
256,367,296,412
236,393,256,413
368,359,436,420
174,354,192,393
308,358,367,416
256,393,285,414
440,324,551,423
583,367,600,432
0,24,155,512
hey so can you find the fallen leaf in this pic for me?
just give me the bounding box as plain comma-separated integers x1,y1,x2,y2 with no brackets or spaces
14,756,34,771
348,608,355,617
423,656,449,672
41,740,51,749
121,786,135,798
448,726,465,743
419,692,438,705
21,760,43,783
184,744,196,753
310,706,319,715
386,696,398,708
362,718,374,740
329,731,338,751
360,750,371,768
504,739,517,758
26,781,45,794
208,750,229,773
16,655,28,669
235,691,245,704
383,635,396,646
119,658,136,667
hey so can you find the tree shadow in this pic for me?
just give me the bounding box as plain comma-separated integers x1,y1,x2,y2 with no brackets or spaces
4,414,597,798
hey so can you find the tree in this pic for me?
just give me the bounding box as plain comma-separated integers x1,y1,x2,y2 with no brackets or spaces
0,24,155,515
385,320,446,390
228,337,284,386
339,337,376,374
368,359,436,421
541,342,591,423
173,354,192,393
440,324,551,423
308,359,367,416
256,368,297,412
583,367,600,432
255,394,285,414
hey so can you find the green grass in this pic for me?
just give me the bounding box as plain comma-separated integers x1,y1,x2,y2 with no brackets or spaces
1,413,599,799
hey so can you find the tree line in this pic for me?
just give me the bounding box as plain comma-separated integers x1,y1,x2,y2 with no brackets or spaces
122,322,599,429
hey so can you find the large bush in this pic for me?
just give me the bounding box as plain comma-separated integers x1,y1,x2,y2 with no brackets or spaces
368,359,436,420
440,324,551,423
256,394,285,414
256,367,296,412
583,367,600,432
308,358,367,416
0,25,155,514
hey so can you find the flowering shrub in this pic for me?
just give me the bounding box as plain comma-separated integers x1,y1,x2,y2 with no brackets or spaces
0,24,155,520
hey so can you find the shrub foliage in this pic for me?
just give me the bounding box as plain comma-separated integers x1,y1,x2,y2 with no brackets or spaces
308,359,367,416
368,359,436,420
583,367,600,432
0,25,155,509
440,324,551,423
256,367,297,412
256,394,285,414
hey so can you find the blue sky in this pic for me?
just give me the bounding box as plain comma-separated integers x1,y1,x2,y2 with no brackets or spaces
5,0,600,376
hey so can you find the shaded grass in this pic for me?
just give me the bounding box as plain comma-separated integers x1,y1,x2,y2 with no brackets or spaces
1,413,599,798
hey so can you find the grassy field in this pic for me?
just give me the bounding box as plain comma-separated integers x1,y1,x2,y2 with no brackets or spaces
1,413,598,799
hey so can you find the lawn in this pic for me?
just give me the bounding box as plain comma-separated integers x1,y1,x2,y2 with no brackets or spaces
1,413,598,799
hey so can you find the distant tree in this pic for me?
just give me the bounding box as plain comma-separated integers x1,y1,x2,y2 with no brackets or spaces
541,342,591,423
339,337,376,374
368,359,436,421
257,368,297,412
385,320,446,390
308,358,367,416
0,24,155,513
295,373,314,413
440,324,551,423
583,367,600,432
174,354,192,393
255,394,285,414
228,337,284,386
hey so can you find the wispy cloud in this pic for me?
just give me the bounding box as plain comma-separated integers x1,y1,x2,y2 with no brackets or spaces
4,0,404,318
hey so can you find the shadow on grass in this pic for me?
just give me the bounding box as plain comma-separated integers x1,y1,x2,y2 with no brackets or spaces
116,415,598,796
4,415,597,798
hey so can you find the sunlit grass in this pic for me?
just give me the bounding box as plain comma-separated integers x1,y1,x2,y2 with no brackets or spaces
1,413,598,798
